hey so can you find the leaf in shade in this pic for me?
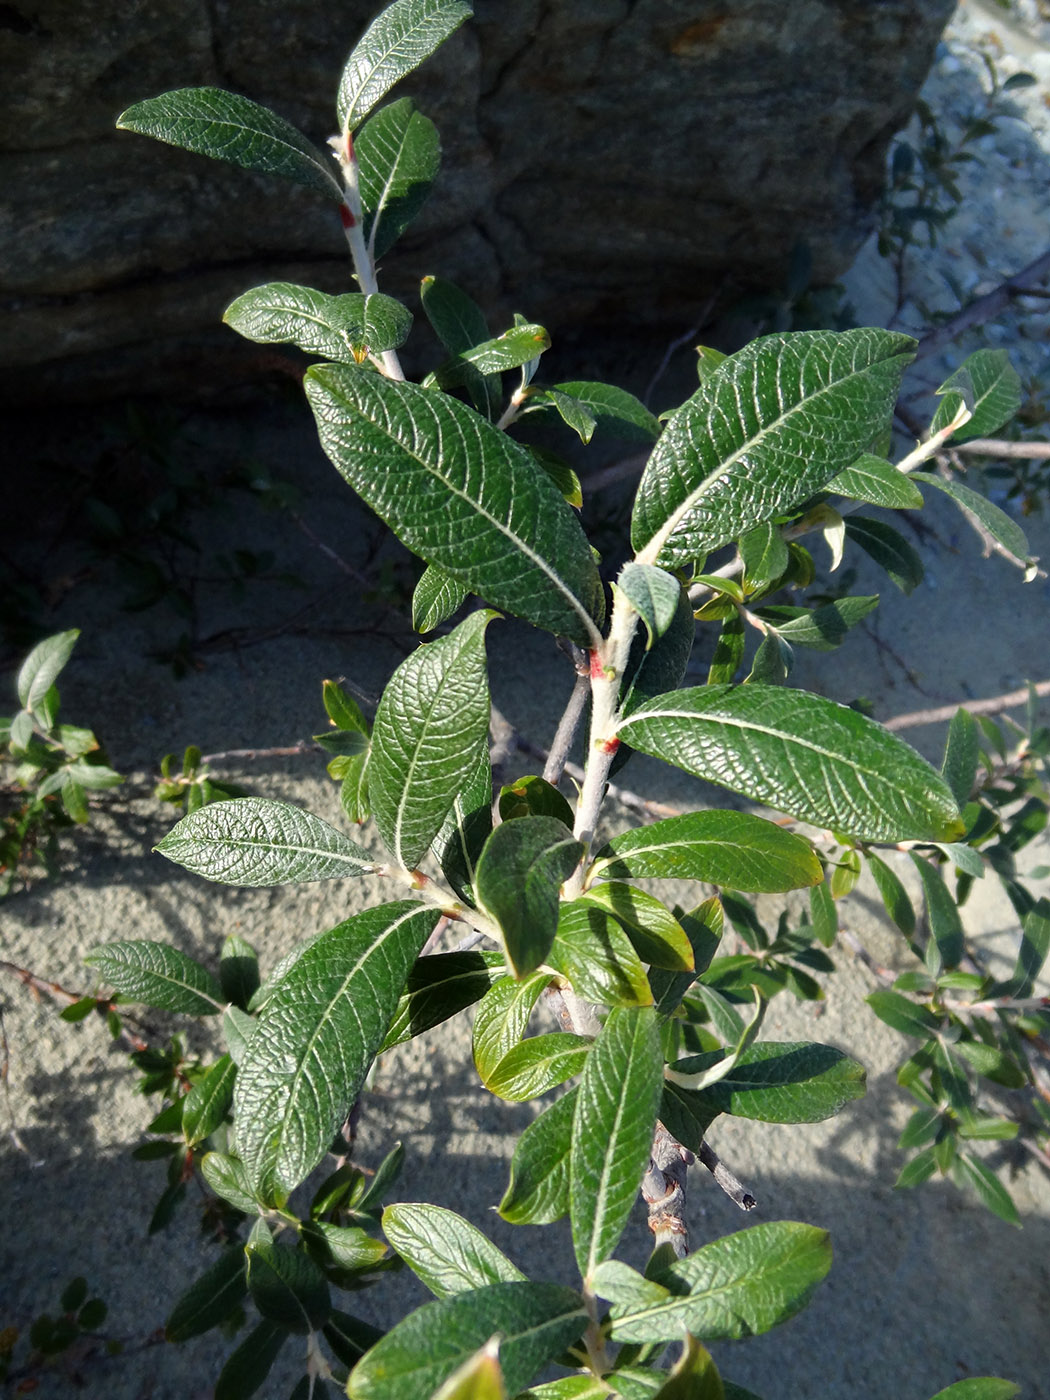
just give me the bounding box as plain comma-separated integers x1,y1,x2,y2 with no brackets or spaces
382,1203,525,1298
866,852,916,939
952,1152,1021,1228
84,941,223,1014
498,1090,575,1225
370,611,496,869
357,97,441,258
930,349,1022,443
547,901,654,1007
234,901,437,1201
925,1380,1020,1400
912,473,1029,565
498,775,575,830
578,883,693,971
337,0,472,133
224,284,411,363
246,1239,331,1333
756,596,879,652
739,522,789,590
165,1247,248,1342
631,329,914,566
615,563,684,648
413,563,470,632
182,1054,237,1145
117,88,342,200
844,516,924,593
201,1151,258,1214
617,584,695,727
381,950,505,1051
616,685,963,842
571,1006,664,1279
155,796,376,886
472,972,551,1085
606,1221,831,1342
866,989,941,1039
545,381,661,444
475,817,584,977
829,454,923,509
214,1320,287,1400
941,707,979,808
323,1311,386,1369
432,746,493,906
305,365,604,646
420,274,501,420
345,1283,587,1400
910,854,964,969
485,1033,591,1102
664,1041,866,1123
590,810,821,893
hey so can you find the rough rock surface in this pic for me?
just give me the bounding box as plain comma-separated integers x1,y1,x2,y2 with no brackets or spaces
1,0,954,400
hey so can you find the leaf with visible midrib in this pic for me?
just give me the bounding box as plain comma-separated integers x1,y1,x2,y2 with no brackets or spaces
117,88,342,200
155,797,376,886
666,1041,867,1123
234,901,436,1201
631,328,915,566
357,97,441,259
338,0,472,133
224,283,411,363
305,364,604,647
474,817,584,977
617,685,963,843
382,1203,525,1298
370,610,496,870
84,940,223,1014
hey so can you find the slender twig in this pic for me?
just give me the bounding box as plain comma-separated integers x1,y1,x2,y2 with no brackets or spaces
0,960,151,1053
884,679,1050,731
914,247,1050,361
697,1140,757,1211
952,438,1050,460
199,741,322,765
543,671,590,786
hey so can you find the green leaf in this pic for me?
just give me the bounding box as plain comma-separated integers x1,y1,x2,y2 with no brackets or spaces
381,950,505,1051
912,473,1029,565
357,97,441,258
866,852,916,939
828,454,924,509
84,940,223,1014
305,365,604,647
301,1220,389,1273
498,1089,575,1225
930,349,1021,442
617,585,696,722
432,747,492,905
615,564,683,649
649,1334,725,1400
182,1054,237,1145
324,1311,386,1369
665,1041,866,1123
433,324,552,386
428,1340,506,1400
953,1151,1021,1227
757,596,879,651
472,972,550,1086
475,816,584,977
214,1320,287,1400
950,1039,1025,1088
606,1221,831,1342
246,1239,331,1333
544,380,661,444
382,1203,526,1298
420,274,490,353
925,1382,1020,1400
117,88,341,200
616,686,963,843
997,898,1050,998
525,446,583,508
224,283,411,363
632,329,914,566
220,934,261,1009
413,563,470,632
844,516,924,593
200,1151,258,1214
547,901,654,1007
911,854,964,968
235,901,436,1201
515,1376,609,1399
579,883,694,972
708,614,746,685
486,1033,591,1102
17,629,79,714
324,679,370,734
649,900,724,1018
528,388,597,443
165,1247,248,1342
155,796,376,886
571,1006,664,1279
498,775,575,831
346,1283,587,1400
866,989,941,1039
370,610,496,869
739,523,789,589
941,707,979,807
590,810,821,893
337,0,472,133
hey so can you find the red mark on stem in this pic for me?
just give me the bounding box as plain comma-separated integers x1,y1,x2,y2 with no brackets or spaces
598,736,621,755
339,203,355,229
589,649,605,680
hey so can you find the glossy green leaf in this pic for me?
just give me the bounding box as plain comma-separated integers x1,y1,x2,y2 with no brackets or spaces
358,96,440,258
617,585,695,723
183,1054,236,1145
432,747,492,905
381,950,505,1051
324,679,370,734
649,900,724,1018
428,1339,506,1400
590,810,821,893
433,324,551,387
301,1220,389,1272
650,1334,725,1399
525,445,584,508
472,972,550,1085
498,774,574,830
756,596,879,651
165,1247,248,1342
844,516,924,593
475,816,584,977
912,473,1029,565
529,388,597,443
544,380,660,444
606,1221,831,1342
632,329,914,566
200,1150,257,1214
829,454,923,509
548,901,654,1007
665,1041,865,1123
866,989,941,1039
220,934,260,1009
413,563,470,632
346,1283,587,1400
235,901,436,1201
498,1089,575,1225
305,365,604,646
658,1081,719,1154
515,1376,609,1399
579,883,693,971
246,1239,330,1333
708,614,746,685
17,629,78,714
224,283,411,363
155,796,376,886
214,1320,287,1400
338,0,471,132
911,854,964,968
571,1006,663,1279
996,898,1050,999
420,274,489,352
930,349,1021,442
84,940,223,1014
370,610,496,869
486,1033,591,1102
739,523,789,589
383,1203,526,1297
615,564,683,649
117,88,341,200
866,852,916,939
616,685,963,842
941,708,979,808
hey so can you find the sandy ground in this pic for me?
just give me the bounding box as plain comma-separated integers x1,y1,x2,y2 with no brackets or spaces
3,3,1050,1396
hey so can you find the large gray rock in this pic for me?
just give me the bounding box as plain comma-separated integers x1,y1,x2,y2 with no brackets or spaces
0,0,954,400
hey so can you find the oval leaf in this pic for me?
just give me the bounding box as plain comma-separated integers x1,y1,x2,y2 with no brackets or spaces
338,0,472,133
548,901,654,1007
382,1203,525,1298
246,1239,331,1333
224,283,411,363
475,816,584,978
183,1054,237,1145
498,1089,575,1226
17,629,79,713
165,1247,248,1342
666,1041,866,1123
829,453,924,509
358,97,441,259
485,1033,591,1103
84,940,222,1014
